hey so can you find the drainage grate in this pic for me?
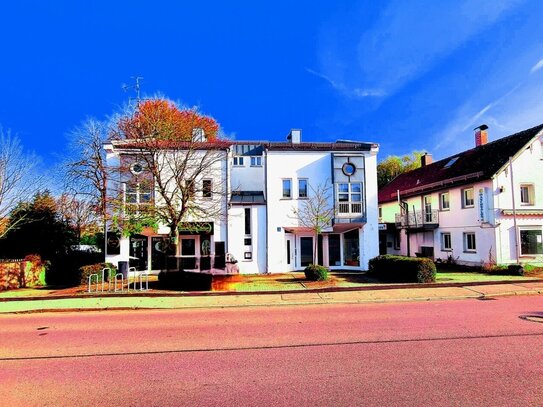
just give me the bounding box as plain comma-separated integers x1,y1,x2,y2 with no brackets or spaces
519,315,543,323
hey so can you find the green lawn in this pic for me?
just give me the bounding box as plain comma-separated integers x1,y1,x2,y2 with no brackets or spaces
435,272,538,283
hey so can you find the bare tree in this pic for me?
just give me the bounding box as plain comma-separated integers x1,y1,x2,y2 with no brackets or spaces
0,128,41,238
111,137,229,256
291,181,335,265
63,119,109,240
57,193,100,243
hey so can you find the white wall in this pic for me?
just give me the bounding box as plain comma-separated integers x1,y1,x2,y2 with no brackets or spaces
227,205,266,274
493,136,543,265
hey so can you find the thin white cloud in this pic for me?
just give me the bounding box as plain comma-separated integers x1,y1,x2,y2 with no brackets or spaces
530,58,543,73
306,68,386,99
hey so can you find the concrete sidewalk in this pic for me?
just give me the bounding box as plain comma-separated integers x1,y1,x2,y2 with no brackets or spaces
1,280,543,313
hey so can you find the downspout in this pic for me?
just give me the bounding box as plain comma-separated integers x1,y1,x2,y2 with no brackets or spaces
225,148,230,254
509,157,519,264
264,147,269,273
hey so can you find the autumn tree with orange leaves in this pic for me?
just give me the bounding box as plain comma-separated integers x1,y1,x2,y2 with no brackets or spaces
109,98,229,264
116,99,219,141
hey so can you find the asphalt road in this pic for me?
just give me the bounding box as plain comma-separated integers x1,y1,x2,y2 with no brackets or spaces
1,296,543,406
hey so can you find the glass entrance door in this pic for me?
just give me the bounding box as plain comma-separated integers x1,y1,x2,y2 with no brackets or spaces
300,236,313,267
180,237,199,270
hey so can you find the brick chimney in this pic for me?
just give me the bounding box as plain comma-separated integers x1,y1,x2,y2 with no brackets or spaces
474,124,488,147
421,152,433,167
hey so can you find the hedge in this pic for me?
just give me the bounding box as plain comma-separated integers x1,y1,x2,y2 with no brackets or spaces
304,264,329,281
368,255,436,283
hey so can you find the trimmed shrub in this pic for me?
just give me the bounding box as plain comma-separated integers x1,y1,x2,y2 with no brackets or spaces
304,264,329,281
485,264,524,276
368,255,436,283
79,263,117,285
158,271,212,291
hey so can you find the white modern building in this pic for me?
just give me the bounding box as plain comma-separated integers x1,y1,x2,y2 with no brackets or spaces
378,124,543,266
105,130,380,274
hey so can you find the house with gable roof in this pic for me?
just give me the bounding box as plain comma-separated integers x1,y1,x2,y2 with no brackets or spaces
378,124,543,266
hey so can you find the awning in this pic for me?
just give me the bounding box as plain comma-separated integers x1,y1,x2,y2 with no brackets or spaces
332,223,364,233
283,226,314,233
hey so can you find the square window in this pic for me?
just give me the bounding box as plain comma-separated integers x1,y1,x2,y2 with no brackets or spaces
298,179,308,198
338,183,349,193
520,184,534,205
244,238,252,246
244,252,252,260
463,232,476,252
441,233,452,251
233,156,244,166
439,192,450,210
520,229,543,255
282,179,292,198
462,188,474,208
250,156,262,166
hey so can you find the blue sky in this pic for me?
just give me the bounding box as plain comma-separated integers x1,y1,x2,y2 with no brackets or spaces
1,0,543,169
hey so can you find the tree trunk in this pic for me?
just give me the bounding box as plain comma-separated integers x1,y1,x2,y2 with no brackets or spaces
314,232,319,265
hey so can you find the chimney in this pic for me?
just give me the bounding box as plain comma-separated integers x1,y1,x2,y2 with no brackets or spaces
192,127,206,142
421,152,433,167
474,124,488,147
287,129,301,144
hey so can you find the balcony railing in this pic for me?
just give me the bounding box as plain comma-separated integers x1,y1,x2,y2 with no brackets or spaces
337,201,363,217
395,209,439,228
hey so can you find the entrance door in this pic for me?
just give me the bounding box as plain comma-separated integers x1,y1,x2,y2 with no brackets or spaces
151,237,174,271
129,235,148,271
180,236,199,270
285,234,295,271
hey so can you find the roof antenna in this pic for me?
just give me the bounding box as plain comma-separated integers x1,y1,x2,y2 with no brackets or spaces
121,76,144,106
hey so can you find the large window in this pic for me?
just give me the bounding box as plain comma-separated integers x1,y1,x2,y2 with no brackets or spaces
125,182,152,204
439,192,450,211
244,208,251,235
462,188,474,208
300,237,313,267
298,179,308,198
520,184,534,205
282,179,292,198
337,183,363,215
463,232,476,252
441,232,452,251
520,229,543,255
202,179,212,198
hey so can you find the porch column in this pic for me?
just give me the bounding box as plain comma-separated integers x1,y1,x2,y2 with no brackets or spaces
322,235,330,267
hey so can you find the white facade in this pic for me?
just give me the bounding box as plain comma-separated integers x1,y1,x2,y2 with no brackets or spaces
379,128,543,266
105,132,380,274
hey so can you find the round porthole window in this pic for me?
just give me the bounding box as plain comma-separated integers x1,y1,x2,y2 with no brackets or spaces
342,162,356,176
130,162,144,175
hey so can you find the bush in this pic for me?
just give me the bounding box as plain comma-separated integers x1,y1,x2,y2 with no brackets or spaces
368,255,436,283
79,263,117,285
304,264,329,281
485,264,524,276
158,271,212,291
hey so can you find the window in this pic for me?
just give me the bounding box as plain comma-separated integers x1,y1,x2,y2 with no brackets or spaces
300,237,313,267
336,183,363,214
202,180,212,198
125,183,152,204
378,206,382,219
244,208,251,235
233,156,244,166
439,192,450,211
441,232,452,251
282,179,292,198
244,238,252,246
463,232,476,252
250,156,262,166
520,184,534,205
462,188,474,208
244,252,252,260
520,229,543,255
298,179,308,198
444,157,459,168
424,195,432,222
342,162,356,176
328,234,341,266
394,231,401,250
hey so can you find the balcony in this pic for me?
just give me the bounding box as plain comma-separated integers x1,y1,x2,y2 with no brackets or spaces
336,201,363,217
395,210,439,229
124,203,155,217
